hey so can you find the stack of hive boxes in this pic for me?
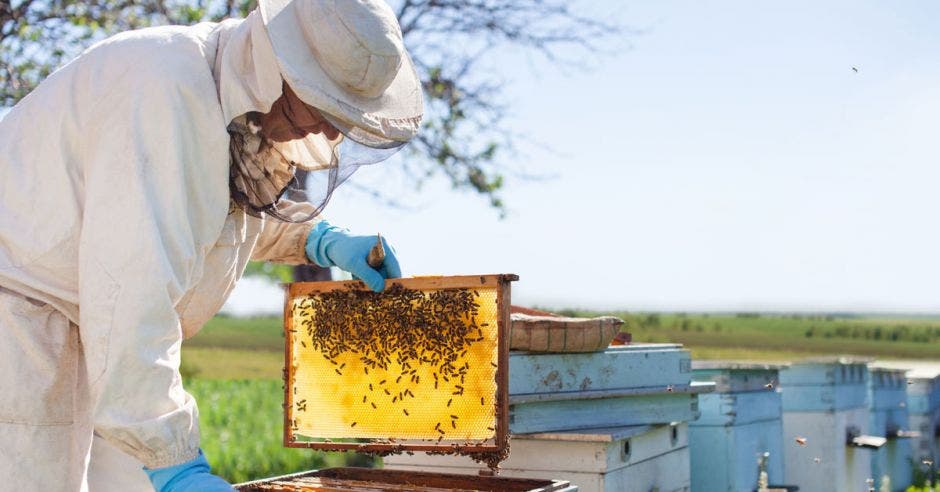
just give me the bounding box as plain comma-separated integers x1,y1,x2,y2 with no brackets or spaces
778,358,885,492
689,362,790,491
385,343,714,492
865,366,913,491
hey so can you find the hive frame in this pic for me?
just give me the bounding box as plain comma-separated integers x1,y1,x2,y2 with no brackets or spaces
282,274,517,455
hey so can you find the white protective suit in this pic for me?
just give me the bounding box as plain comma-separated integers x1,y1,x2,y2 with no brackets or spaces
0,12,317,491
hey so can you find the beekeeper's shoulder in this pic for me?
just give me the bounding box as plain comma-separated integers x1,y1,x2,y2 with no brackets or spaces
75,24,220,106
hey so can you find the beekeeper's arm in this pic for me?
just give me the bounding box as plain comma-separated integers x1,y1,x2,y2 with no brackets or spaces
251,202,401,292
76,53,232,487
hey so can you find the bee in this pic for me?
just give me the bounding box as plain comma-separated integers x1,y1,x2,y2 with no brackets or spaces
795,437,807,446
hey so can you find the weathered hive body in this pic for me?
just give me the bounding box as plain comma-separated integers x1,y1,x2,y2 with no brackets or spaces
779,359,879,492
866,366,912,492
689,362,788,492
871,361,940,483
902,369,940,466
386,424,690,492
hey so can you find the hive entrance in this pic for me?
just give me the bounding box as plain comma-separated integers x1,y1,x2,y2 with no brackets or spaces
283,275,515,463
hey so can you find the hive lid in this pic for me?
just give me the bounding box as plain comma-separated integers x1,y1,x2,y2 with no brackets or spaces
282,274,516,463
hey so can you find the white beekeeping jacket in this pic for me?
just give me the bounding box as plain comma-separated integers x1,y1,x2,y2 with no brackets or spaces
0,11,317,468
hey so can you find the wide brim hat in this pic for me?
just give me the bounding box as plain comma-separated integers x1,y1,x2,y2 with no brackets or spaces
258,0,423,147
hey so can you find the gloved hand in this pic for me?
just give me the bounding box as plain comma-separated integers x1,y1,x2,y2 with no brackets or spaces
144,449,233,492
305,220,402,292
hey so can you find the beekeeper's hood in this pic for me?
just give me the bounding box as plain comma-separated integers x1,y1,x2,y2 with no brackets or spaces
216,0,423,220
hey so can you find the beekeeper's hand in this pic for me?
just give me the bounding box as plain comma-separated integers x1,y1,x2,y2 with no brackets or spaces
305,220,401,292
144,450,233,491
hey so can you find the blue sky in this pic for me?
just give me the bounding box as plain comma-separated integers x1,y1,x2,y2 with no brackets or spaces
321,0,940,313
5,1,939,314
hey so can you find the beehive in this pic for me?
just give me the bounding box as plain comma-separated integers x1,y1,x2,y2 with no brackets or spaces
778,358,880,492
689,362,789,492
283,274,516,460
235,467,576,491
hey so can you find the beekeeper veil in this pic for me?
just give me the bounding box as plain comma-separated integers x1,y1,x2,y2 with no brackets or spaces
219,0,423,221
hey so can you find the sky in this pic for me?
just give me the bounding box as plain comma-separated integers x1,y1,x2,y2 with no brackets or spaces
6,1,940,314
303,0,940,314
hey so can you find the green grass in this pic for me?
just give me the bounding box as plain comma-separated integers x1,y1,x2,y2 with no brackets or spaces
187,379,376,483
181,316,284,379
181,347,283,379
185,315,284,351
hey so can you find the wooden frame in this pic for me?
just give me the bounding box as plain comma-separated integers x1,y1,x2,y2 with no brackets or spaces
234,467,574,491
282,274,517,455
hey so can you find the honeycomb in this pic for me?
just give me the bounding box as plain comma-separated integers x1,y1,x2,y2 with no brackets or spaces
286,281,501,444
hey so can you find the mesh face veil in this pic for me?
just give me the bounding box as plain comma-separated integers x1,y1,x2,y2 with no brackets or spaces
227,111,406,222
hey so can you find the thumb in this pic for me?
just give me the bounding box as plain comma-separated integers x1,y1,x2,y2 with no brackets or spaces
354,261,386,293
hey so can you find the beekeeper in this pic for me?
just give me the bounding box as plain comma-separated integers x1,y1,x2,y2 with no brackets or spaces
0,0,421,489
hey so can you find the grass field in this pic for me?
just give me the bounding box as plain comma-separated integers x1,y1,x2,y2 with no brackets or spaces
188,379,375,483
180,311,940,482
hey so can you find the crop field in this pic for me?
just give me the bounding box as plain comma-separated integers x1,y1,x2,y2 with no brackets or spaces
181,311,940,482
565,311,940,361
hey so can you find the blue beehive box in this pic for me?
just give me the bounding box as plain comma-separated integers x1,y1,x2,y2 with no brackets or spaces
871,362,940,470
905,369,940,466
507,344,713,434
387,423,692,492
866,366,913,492
689,362,787,492
779,358,883,492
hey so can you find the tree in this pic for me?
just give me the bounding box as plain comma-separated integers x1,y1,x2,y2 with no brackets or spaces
2,0,618,280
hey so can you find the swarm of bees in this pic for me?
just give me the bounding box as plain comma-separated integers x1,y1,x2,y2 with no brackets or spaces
295,284,485,385
288,283,506,467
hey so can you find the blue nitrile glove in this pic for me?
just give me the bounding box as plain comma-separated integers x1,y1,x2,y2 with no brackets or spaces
144,449,233,492
305,220,402,292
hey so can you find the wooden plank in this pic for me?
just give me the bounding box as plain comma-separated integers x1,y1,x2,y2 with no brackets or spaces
508,345,692,396
515,425,656,443
288,274,518,296
693,391,782,426
692,366,781,393
236,467,571,492
283,281,294,448
509,381,714,405
386,423,690,477
508,393,700,434
496,276,512,455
